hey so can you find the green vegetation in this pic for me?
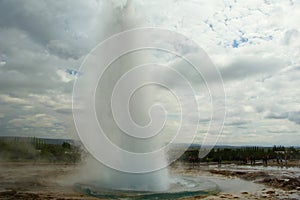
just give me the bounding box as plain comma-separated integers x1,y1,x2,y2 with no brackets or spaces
1,137,299,166
0,137,81,163
180,145,300,163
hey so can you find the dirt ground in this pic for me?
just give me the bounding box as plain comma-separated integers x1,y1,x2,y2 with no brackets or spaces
170,162,300,200
0,162,100,200
0,162,299,200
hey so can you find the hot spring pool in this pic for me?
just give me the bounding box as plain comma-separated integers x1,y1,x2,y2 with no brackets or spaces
74,176,219,199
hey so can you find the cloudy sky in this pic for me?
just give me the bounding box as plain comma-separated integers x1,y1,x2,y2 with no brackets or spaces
0,0,299,146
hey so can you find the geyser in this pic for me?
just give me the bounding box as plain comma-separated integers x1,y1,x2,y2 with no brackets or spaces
72,0,225,198
74,0,170,191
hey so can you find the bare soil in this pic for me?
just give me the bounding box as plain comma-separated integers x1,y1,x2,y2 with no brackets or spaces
0,162,300,199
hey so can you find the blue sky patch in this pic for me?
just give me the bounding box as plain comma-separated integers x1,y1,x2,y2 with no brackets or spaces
232,36,249,48
65,69,82,77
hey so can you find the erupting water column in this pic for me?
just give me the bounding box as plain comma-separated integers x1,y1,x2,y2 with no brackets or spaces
74,1,170,191
73,0,225,195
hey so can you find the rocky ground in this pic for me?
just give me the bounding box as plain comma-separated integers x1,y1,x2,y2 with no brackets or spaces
0,162,299,199
0,162,101,200
171,162,300,200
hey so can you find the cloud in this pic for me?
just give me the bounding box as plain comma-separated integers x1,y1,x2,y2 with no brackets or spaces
282,29,300,45
0,0,99,59
0,94,28,105
28,93,71,110
220,56,286,81
0,54,6,66
0,0,131,138
8,114,59,129
6,114,68,137
265,111,300,125
225,118,249,126
288,111,300,125
55,108,72,115
56,69,80,83
0,0,299,145
265,111,288,119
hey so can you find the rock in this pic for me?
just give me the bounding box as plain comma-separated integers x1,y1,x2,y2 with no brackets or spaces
261,194,268,198
0,189,17,196
288,190,297,194
259,177,300,190
266,190,275,194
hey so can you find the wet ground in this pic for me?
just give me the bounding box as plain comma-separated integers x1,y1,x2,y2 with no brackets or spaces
171,163,300,199
0,162,100,200
0,162,299,199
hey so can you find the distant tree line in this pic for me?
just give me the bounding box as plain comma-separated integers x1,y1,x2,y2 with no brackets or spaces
179,145,300,164
0,137,81,163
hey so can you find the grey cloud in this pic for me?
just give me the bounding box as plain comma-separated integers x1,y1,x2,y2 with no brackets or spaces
265,112,288,119
55,108,72,115
282,29,300,45
168,54,287,90
0,0,131,138
220,56,286,81
0,0,299,144
0,0,133,60
0,0,99,59
265,111,300,125
255,105,265,113
46,40,84,60
225,117,249,126
268,129,296,134
237,126,248,129
288,111,300,125
0,0,136,95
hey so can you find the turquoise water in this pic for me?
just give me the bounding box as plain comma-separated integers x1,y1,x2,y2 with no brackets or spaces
74,176,220,199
